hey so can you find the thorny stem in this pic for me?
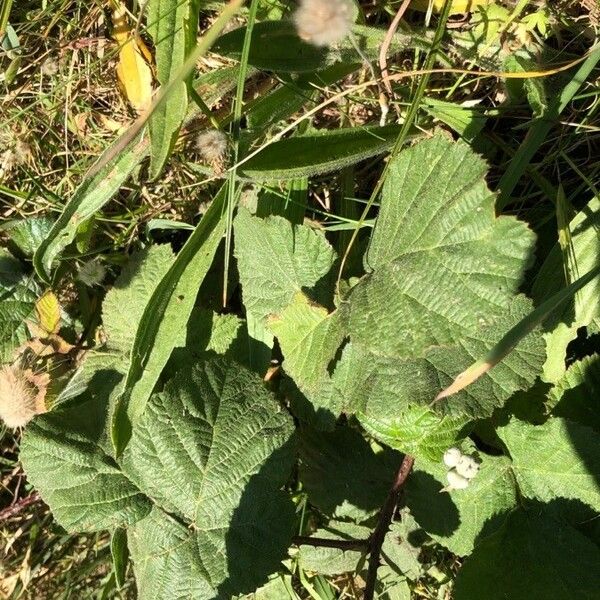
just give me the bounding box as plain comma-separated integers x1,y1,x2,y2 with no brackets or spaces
0,491,41,521
364,454,415,600
291,454,415,599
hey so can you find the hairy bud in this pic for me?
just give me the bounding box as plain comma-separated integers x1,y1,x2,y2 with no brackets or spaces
196,129,229,174
0,364,48,428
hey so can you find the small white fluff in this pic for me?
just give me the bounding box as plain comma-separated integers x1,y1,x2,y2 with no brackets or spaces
78,259,107,287
455,455,480,480
446,469,470,490
196,129,228,164
293,0,353,47
443,447,462,468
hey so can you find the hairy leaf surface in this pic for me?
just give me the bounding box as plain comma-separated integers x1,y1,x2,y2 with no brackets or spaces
234,208,336,324
454,509,600,600
498,417,600,511
405,454,517,555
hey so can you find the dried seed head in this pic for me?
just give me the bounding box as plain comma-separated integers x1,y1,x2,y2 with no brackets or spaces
293,0,353,47
455,455,480,480
443,447,462,468
78,259,107,287
445,468,470,491
0,364,48,429
0,138,32,179
41,57,59,76
196,129,229,174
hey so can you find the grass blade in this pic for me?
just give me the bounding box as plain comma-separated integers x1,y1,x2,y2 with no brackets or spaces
435,264,600,401
497,44,600,210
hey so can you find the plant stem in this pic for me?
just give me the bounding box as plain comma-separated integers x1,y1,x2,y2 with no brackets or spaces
0,491,41,521
364,454,415,600
292,536,369,551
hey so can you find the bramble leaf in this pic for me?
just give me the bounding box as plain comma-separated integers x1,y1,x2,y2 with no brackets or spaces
23,358,296,599
405,454,517,555
454,509,600,600
299,426,401,522
547,354,600,431
498,417,600,512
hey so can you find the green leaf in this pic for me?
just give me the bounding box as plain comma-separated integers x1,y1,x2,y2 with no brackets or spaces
381,511,426,581
20,411,152,532
405,454,517,556
362,135,534,342
1,217,54,257
328,134,543,422
111,527,129,589
269,293,345,422
358,405,469,462
234,208,336,324
299,426,402,522
123,358,296,598
548,354,600,431
240,125,405,181
422,98,486,142
0,249,36,361
23,357,296,599
297,523,370,575
147,0,197,178
102,244,175,352
113,186,227,455
246,63,358,133
533,196,600,382
498,417,600,512
213,21,430,73
55,245,178,454
33,134,147,281
454,508,600,600
373,568,411,600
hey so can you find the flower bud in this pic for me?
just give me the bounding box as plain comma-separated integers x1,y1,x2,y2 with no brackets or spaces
0,364,48,429
443,447,462,468
455,455,480,480
446,468,469,490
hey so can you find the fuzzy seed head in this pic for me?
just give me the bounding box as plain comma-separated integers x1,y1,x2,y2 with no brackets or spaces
446,469,470,490
41,57,59,76
455,455,480,480
293,0,353,47
443,447,462,468
196,129,228,173
78,259,107,287
0,364,48,429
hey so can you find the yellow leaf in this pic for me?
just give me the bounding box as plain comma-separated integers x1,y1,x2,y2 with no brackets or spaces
35,291,61,335
410,0,492,14
111,2,154,113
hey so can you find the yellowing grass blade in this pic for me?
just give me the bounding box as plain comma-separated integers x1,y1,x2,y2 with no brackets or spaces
435,264,600,401
111,1,154,114
409,0,492,14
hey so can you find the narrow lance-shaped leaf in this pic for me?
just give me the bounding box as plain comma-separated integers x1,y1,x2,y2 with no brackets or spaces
240,125,407,181
147,0,198,178
33,133,147,282
112,186,227,455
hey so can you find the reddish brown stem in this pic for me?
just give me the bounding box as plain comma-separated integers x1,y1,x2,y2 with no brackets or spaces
364,454,415,600
0,491,41,521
